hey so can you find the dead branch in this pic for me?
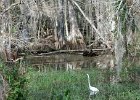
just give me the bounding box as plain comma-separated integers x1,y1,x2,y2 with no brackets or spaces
13,57,24,63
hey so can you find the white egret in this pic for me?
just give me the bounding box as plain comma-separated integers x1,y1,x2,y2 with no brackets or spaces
87,74,99,95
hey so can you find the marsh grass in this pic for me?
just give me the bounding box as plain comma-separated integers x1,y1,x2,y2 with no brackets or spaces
26,66,140,100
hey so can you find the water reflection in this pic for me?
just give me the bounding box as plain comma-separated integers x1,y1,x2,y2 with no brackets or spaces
26,54,114,71
26,54,97,71
26,54,115,73
26,54,119,84
25,54,140,85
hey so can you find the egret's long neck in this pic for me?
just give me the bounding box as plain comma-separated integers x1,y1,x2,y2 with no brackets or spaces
87,75,91,87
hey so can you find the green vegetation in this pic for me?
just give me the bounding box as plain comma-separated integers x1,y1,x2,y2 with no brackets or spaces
26,66,140,100
0,0,140,100
0,57,140,100
0,62,28,100
0,59,139,100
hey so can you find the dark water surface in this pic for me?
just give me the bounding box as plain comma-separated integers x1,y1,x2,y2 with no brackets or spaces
25,54,114,70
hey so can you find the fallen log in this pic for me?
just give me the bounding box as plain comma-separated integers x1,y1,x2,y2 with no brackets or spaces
37,48,109,56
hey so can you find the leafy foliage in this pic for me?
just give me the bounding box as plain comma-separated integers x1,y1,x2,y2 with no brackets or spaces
0,62,28,100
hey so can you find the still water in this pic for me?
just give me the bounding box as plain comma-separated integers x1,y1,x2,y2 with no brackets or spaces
25,54,114,71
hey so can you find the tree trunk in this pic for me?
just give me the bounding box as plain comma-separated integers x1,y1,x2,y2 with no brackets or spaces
67,1,85,49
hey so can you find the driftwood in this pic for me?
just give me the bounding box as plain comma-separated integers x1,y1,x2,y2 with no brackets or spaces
4,57,24,65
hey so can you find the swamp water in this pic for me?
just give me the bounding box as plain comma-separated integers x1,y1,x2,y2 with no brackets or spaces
24,54,140,100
